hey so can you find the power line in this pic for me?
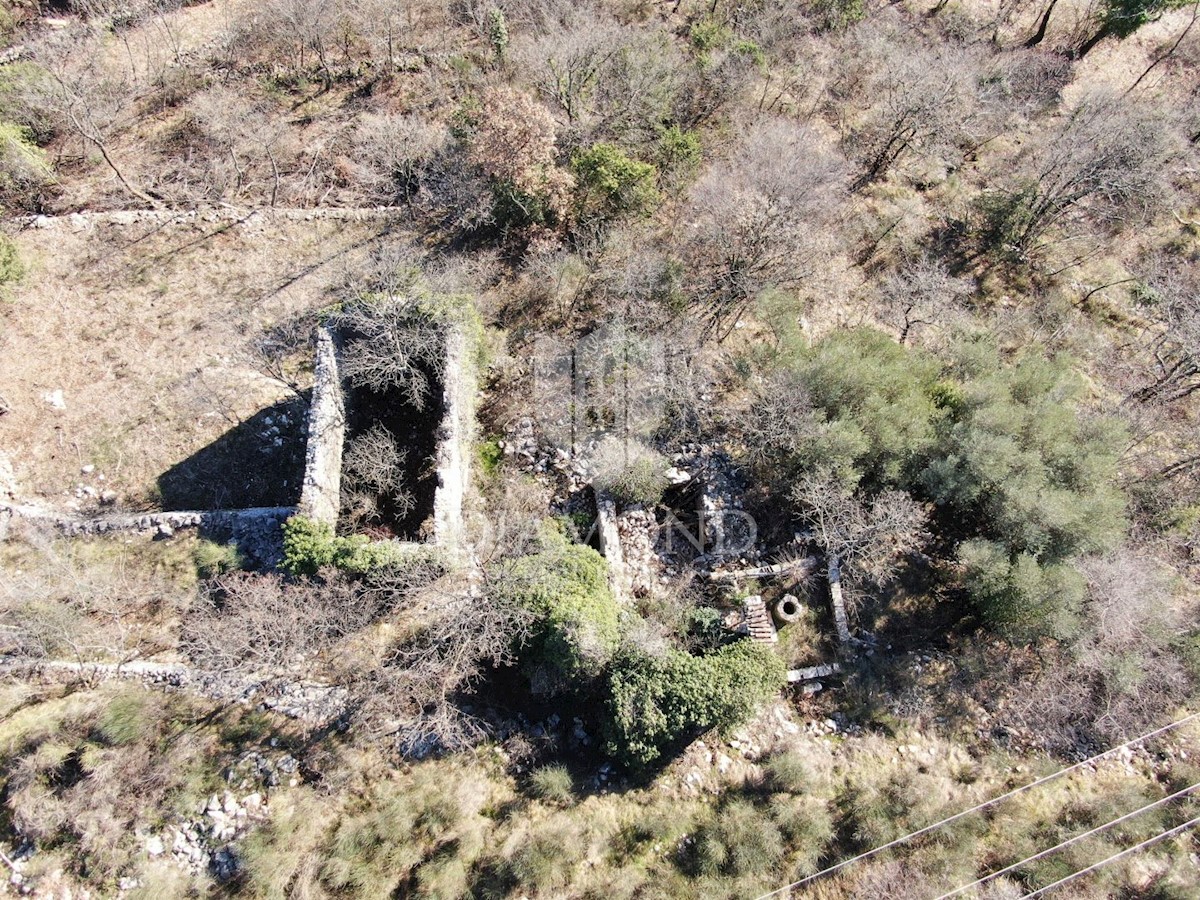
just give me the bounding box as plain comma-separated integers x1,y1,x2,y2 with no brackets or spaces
931,782,1199,900
751,711,1200,900
1018,814,1200,899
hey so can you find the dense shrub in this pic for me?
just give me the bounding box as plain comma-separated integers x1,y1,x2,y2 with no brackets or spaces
925,342,1126,636
571,142,659,223
494,524,619,689
321,780,461,896
604,639,786,768
193,539,243,579
280,515,435,576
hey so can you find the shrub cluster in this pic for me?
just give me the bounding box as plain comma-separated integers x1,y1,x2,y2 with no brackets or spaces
281,515,437,577
604,639,786,768
493,524,620,689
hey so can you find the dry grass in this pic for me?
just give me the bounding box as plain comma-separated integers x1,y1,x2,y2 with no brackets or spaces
0,215,401,507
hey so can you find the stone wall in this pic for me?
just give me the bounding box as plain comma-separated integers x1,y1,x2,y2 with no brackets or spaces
594,493,630,602
297,326,345,525
432,326,472,551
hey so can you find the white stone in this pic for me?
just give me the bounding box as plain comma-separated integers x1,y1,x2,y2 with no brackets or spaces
43,389,66,410
146,835,165,857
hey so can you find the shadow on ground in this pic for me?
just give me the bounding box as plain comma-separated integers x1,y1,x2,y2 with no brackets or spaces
158,393,309,511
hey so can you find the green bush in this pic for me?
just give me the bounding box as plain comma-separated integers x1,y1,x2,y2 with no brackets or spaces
763,751,811,794
777,327,945,488
688,17,732,56
528,764,574,805
657,125,701,181
925,344,1126,561
477,438,503,477
605,455,667,508
0,232,23,292
495,525,619,688
0,121,50,210
507,824,583,893
96,691,154,747
604,639,786,769
813,0,866,31
958,540,1086,641
281,515,439,576
571,143,659,222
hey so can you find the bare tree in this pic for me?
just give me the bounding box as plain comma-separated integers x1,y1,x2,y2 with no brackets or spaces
877,255,974,344
339,576,535,753
1127,254,1200,405
334,299,447,410
516,10,625,128
182,572,363,676
839,34,985,188
341,424,416,530
682,118,848,340
790,471,927,644
348,113,449,204
39,32,160,207
983,90,1180,262
256,0,342,86
745,369,822,467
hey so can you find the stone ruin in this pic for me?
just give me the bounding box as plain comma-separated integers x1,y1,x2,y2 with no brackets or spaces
1,320,473,559
298,322,471,552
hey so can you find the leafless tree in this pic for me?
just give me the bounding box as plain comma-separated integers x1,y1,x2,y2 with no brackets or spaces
348,113,449,204
339,577,535,753
839,34,985,188
985,90,1180,261
682,118,848,340
877,255,974,344
1127,254,1200,406
588,29,689,149
516,10,625,128
181,572,364,676
38,32,160,207
334,299,447,410
745,369,822,467
341,424,416,529
790,471,928,643
256,0,342,86
170,86,291,205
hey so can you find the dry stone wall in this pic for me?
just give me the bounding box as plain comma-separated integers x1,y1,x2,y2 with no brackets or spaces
297,326,346,525
431,326,472,551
